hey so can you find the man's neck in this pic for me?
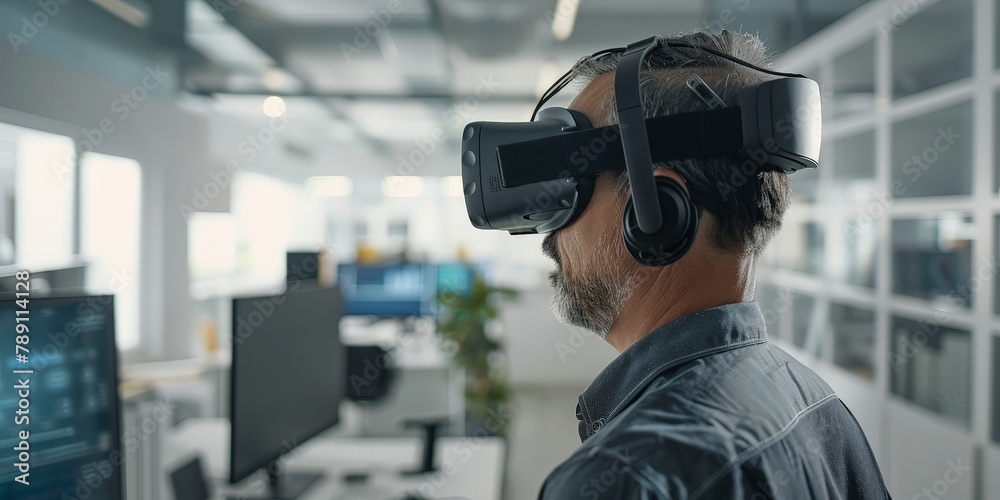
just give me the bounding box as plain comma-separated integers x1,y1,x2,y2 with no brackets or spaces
604,251,756,353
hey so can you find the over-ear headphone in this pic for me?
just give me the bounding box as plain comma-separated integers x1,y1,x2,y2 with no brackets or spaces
615,36,705,267
621,176,699,266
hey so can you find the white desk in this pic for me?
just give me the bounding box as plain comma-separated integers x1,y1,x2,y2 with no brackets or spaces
163,418,505,500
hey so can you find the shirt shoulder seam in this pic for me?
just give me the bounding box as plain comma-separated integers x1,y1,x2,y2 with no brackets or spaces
688,392,841,499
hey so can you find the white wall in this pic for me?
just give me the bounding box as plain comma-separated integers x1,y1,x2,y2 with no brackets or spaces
0,2,209,359
501,285,617,387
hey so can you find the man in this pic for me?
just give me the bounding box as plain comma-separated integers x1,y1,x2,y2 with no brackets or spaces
537,31,890,499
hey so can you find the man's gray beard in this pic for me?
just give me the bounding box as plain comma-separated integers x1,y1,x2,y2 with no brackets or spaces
548,267,637,338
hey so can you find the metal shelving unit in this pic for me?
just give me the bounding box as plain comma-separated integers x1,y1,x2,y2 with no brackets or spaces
758,0,996,497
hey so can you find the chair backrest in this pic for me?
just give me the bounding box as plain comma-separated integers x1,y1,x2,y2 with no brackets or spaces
345,345,394,402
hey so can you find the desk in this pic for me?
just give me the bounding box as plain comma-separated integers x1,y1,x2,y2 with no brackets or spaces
163,418,505,500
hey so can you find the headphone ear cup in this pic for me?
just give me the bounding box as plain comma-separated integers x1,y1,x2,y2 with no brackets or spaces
622,177,699,266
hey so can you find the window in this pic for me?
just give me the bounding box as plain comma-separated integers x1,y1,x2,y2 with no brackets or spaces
890,101,973,198
830,130,876,203
80,153,142,351
890,316,970,428
8,124,75,265
188,212,237,281
830,40,875,118
773,221,825,276
829,303,876,381
891,0,972,98
231,172,294,282
891,215,974,309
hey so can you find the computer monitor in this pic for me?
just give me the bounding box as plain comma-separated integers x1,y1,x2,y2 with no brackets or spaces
0,295,122,500
436,264,475,297
285,252,320,282
229,286,345,499
337,263,438,317
0,263,87,296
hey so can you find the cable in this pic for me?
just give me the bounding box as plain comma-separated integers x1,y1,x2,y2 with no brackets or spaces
531,46,625,120
662,41,806,79
529,38,807,121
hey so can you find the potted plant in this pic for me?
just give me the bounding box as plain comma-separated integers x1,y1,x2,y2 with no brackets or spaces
436,272,518,437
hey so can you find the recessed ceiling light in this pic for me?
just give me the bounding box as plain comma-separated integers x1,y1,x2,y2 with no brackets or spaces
383,176,426,197
306,176,353,197
262,96,286,117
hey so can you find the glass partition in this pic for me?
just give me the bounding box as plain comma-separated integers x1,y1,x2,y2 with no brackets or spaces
830,303,876,381
830,130,876,203
890,316,971,428
890,101,973,198
891,215,974,308
891,0,973,98
790,292,818,351
830,40,876,118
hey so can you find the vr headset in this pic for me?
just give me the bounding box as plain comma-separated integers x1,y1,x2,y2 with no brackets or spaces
460,36,821,266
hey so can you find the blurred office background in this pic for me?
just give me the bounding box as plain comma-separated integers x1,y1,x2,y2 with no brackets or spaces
0,0,995,498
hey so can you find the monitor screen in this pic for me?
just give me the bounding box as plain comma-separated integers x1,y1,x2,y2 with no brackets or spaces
337,264,438,317
0,295,121,500
229,285,345,485
436,264,474,297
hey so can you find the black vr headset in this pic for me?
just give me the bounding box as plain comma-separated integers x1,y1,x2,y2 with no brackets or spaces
460,36,821,266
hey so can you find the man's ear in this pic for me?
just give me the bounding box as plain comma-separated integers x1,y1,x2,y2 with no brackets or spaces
652,167,689,194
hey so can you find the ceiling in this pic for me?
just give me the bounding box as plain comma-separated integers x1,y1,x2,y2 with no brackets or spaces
168,0,872,179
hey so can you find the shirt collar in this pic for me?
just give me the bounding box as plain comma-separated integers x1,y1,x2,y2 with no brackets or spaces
576,301,768,441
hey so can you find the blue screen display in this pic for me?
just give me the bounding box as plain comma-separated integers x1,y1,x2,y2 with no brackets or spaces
338,264,475,317
0,296,121,500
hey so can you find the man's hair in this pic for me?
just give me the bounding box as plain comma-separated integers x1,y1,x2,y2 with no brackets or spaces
569,30,791,257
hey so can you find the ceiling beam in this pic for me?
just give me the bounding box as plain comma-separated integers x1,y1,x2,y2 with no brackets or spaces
185,87,537,103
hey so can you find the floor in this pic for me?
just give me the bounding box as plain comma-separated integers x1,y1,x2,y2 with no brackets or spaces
503,385,588,500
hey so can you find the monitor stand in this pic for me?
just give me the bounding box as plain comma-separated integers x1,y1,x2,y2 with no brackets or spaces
256,470,324,500
400,418,448,476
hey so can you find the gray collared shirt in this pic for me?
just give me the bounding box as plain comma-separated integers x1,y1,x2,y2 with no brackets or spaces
539,302,891,499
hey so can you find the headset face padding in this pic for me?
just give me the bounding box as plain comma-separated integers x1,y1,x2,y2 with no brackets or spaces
621,176,699,266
